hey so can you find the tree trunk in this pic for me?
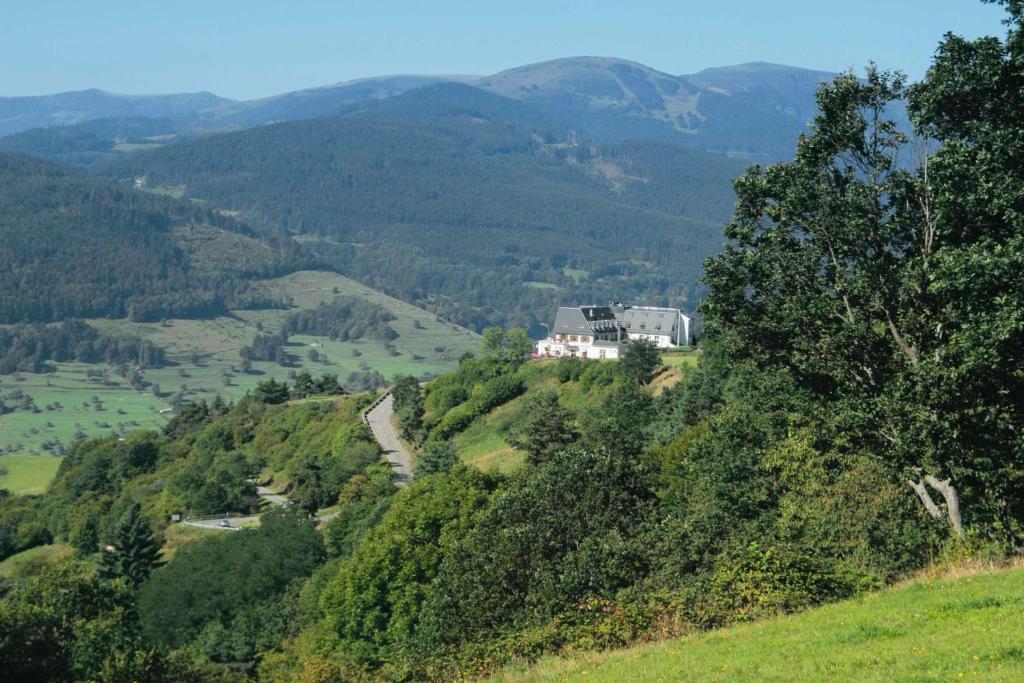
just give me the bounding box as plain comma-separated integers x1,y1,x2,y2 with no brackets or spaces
924,474,965,538
909,479,943,519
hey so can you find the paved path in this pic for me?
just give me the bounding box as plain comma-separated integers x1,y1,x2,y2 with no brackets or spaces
365,393,413,486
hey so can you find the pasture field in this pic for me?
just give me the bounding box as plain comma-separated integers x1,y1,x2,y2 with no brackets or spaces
493,564,1024,682
0,271,479,493
0,452,63,495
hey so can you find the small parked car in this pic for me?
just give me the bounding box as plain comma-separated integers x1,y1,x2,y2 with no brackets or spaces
218,519,231,528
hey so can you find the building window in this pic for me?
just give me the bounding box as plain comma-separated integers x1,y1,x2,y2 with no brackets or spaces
599,349,606,359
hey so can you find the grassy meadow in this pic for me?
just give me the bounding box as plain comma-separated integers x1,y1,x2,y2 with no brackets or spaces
0,270,479,493
493,564,1024,682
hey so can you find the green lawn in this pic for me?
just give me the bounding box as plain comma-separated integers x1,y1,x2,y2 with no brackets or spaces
661,347,700,369
0,271,479,492
0,453,63,495
495,565,1024,682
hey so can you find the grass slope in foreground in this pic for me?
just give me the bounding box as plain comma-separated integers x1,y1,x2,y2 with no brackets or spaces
0,270,478,493
499,565,1024,682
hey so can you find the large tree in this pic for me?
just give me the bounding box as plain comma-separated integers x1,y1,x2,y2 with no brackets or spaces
506,388,579,465
702,5,1024,542
99,503,164,587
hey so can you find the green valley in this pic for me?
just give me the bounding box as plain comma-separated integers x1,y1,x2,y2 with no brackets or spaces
0,270,478,493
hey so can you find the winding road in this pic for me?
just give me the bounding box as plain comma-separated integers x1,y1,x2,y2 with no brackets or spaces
184,391,411,530
364,392,413,486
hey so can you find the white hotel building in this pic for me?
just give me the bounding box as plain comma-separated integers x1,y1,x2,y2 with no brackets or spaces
534,304,692,360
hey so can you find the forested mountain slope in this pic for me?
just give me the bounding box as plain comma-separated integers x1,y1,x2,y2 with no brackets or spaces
106,84,747,331
0,152,307,323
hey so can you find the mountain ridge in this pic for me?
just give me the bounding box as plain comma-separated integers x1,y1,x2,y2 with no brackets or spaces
0,58,836,158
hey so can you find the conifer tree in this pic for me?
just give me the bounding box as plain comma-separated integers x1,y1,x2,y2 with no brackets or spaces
100,503,164,586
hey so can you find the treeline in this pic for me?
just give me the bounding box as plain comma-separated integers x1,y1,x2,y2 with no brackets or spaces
241,297,399,366
240,330,290,365
0,151,309,325
0,319,166,373
282,296,397,342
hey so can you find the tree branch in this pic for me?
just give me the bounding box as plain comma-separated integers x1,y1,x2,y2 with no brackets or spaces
908,479,943,519
885,309,919,367
923,474,965,538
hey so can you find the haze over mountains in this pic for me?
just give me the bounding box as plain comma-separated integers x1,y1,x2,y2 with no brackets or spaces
0,57,835,159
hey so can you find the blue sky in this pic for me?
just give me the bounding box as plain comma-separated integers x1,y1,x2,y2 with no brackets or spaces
1,0,1008,99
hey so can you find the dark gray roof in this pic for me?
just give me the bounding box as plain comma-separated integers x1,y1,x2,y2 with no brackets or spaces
620,307,681,334
580,306,617,322
553,305,622,335
553,307,593,334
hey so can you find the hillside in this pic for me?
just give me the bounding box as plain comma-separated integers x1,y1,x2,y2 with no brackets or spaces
105,83,746,332
0,151,305,323
496,565,1024,682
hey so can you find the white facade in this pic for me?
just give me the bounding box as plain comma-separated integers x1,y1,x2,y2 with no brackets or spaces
533,304,692,360
535,336,621,360
621,306,692,348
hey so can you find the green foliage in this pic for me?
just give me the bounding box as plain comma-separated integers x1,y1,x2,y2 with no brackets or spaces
498,566,1024,682
253,377,290,404
248,397,381,512
417,447,654,656
617,339,661,385
506,388,579,465
318,466,496,665
701,21,1024,544
579,380,655,458
109,92,740,332
0,492,51,562
554,357,585,383
138,509,324,653
698,542,858,626
284,296,397,342
481,327,534,368
0,558,167,682
430,371,525,441
415,440,459,478
99,502,165,586
322,464,396,559
240,330,290,366
392,375,425,443
0,319,166,374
